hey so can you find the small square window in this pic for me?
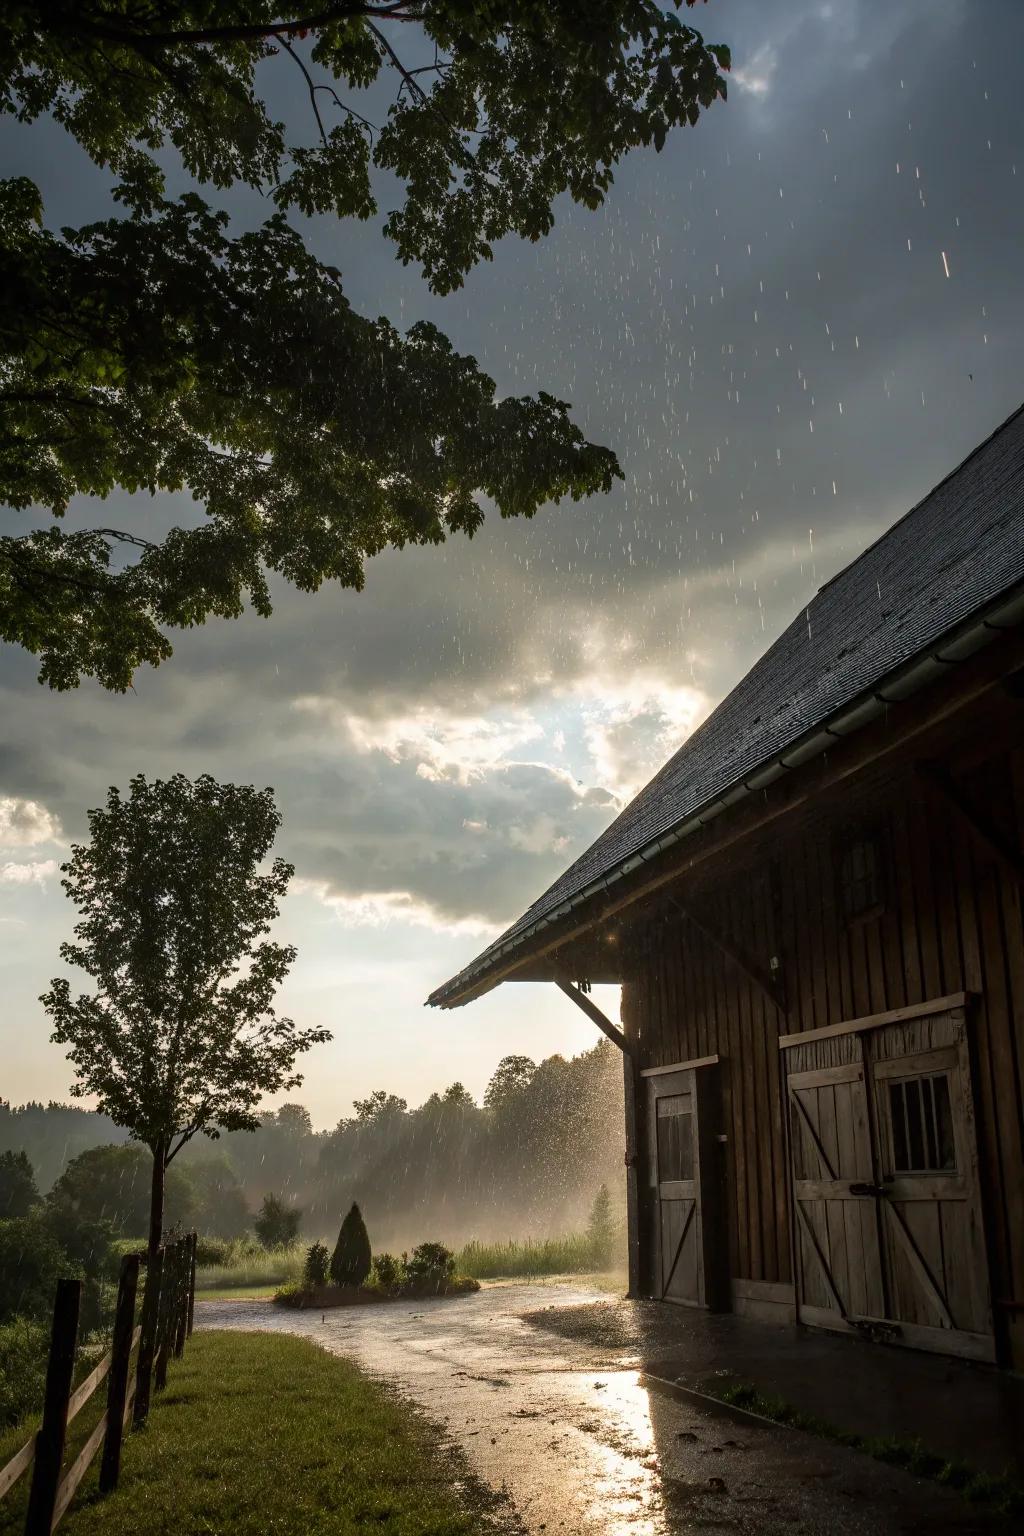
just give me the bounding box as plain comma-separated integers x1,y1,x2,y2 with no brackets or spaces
656,1096,694,1182
839,833,885,920
888,1074,956,1173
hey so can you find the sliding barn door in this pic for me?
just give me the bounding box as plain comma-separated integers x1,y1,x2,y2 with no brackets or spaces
783,1001,994,1362
646,1064,725,1309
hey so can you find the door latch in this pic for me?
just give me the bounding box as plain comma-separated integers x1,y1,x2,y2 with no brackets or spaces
848,1182,887,1198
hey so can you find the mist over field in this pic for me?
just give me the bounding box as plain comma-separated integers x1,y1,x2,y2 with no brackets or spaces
1,1040,625,1254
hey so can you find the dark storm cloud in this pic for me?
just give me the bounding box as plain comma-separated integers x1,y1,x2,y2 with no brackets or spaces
2,0,1023,931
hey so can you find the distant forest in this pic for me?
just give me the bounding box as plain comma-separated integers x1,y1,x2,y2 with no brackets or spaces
1,1041,625,1249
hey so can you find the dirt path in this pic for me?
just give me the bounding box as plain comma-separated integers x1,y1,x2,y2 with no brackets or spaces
197,1281,998,1534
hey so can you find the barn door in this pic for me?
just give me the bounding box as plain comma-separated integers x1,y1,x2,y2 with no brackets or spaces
787,1059,887,1330
783,1002,994,1362
869,1028,993,1359
646,1063,724,1309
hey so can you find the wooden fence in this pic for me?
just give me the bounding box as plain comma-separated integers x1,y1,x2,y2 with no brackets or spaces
0,1232,198,1535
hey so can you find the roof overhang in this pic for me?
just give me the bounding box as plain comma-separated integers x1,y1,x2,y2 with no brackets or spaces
428,580,1024,1010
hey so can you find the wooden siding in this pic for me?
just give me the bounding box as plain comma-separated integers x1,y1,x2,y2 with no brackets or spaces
622,739,1024,1367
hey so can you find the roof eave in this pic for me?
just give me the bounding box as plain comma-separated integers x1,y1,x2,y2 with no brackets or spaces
428,578,1024,1010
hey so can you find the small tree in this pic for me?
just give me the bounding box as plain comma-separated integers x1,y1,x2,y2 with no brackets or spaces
0,1150,38,1219
587,1184,616,1269
303,1241,330,1289
255,1194,302,1250
42,773,331,1261
330,1203,372,1288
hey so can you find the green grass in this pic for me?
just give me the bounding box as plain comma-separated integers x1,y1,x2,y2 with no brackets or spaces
194,1283,278,1301
456,1234,602,1278
1,1332,512,1535
707,1378,1024,1519
194,1245,305,1292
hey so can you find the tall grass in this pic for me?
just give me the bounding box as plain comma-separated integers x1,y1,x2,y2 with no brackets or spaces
194,1241,305,1292
456,1234,603,1279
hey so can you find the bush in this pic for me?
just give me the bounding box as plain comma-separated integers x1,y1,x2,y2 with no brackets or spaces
0,1317,48,1428
254,1194,302,1250
370,1252,405,1289
404,1242,455,1293
0,1213,79,1324
330,1203,372,1287
194,1235,232,1268
273,1281,304,1308
303,1241,330,1288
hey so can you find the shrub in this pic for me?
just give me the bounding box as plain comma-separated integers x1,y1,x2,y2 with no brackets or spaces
330,1203,371,1287
273,1282,304,1308
254,1194,302,1250
370,1252,405,1290
587,1184,616,1268
0,1213,79,1324
0,1316,49,1427
194,1236,232,1267
303,1241,330,1288
405,1242,455,1293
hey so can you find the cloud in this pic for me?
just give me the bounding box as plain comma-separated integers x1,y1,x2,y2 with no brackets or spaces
733,43,778,98
0,858,59,886
298,696,545,786
0,796,62,850
292,878,501,938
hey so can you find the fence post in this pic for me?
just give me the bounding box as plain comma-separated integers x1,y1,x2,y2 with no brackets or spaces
186,1231,197,1339
99,1253,140,1493
134,1244,163,1426
173,1236,191,1358
154,1240,178,1391
25,1277,81,1536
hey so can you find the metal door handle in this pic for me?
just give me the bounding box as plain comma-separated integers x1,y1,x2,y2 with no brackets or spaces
849,1182,887,1198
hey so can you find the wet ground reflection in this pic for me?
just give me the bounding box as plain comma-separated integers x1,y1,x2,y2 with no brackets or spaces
198,1282,997,1534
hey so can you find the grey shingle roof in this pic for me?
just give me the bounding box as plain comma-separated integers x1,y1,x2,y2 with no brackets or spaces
430,403,1024,1007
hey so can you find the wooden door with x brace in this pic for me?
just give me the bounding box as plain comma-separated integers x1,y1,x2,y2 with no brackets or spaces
645,1059,726,1309
782,999,994,1362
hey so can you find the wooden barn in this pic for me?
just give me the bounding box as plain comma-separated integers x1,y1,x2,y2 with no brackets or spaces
430,404,1024,1371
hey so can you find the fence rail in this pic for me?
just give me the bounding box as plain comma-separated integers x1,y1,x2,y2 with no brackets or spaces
0,1232,198,1535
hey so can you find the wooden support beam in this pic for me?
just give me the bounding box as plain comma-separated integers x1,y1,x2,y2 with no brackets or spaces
916,761,1024,883
668,897,786,1016
554,977,630,1054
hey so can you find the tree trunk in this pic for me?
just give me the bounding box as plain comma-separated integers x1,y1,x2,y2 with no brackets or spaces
148,1140,166,1263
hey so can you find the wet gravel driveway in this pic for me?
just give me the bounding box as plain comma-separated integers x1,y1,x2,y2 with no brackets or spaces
198,1282,999,1534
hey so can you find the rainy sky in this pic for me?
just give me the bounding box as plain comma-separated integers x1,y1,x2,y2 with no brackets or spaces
2,0,1023,1128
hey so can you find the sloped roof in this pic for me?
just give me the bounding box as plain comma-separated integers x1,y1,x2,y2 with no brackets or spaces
430,403,1024,1007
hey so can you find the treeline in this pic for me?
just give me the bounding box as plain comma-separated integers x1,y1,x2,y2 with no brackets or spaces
2,1040,625,1250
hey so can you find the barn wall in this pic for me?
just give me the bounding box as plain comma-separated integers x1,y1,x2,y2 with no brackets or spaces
623,742,1024,1366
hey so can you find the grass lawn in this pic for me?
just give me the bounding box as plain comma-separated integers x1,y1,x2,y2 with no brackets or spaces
193,1284,278,1301
0,1332,512,1536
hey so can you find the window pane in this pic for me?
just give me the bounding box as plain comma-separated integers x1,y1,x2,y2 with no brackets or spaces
931,1075,955,1169
890,1080,909,1171
887,1073,956,1173
657,1096,694,1182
